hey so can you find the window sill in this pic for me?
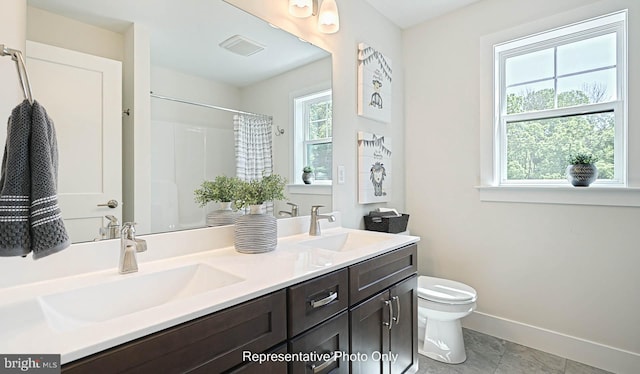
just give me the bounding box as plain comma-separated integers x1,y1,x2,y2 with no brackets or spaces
476,185,640,207
287,184,332,195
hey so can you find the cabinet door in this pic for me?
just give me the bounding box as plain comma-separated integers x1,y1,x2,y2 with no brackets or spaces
349,290,391,374
289,311,349,374
389,275,418,374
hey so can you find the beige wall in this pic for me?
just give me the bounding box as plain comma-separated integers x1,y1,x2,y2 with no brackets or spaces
26,6,123,61
227,0,406,229
404,0,640,371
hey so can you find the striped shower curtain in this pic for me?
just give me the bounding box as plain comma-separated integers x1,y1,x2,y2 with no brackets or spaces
233,114,274,213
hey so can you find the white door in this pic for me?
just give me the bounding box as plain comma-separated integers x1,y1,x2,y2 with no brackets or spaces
26,41,122,243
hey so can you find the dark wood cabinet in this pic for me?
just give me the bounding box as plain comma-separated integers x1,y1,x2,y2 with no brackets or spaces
62,290,287,374
389,276,418,374
227,344,288,374
350,276,417,374
62,243,418,374
288,268,348,338
289,312,349,374
349,244,418,374
349,244,417,305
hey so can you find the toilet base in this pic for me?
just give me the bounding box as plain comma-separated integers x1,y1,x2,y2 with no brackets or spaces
418,318,467,364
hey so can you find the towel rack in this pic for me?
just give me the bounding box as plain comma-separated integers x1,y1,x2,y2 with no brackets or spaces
1,44,34,104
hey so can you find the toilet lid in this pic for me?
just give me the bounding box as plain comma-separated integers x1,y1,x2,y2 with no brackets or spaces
418,276,477,304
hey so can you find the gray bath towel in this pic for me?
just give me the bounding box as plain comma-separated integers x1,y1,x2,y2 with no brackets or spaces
0,100,70,259
0,100,32,256
30,101,70,259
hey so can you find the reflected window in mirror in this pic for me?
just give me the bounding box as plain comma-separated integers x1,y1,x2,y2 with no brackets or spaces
294,89,333,184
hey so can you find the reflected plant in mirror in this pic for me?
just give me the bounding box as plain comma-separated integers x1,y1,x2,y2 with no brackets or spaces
25,0,332,243
194,176,242,208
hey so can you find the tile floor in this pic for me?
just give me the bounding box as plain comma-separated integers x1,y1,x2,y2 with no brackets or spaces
416,329,614,374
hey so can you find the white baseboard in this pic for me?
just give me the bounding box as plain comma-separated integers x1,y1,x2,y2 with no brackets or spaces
462,311,640,374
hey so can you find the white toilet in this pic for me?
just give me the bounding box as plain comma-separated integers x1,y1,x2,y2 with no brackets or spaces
417,275,477,364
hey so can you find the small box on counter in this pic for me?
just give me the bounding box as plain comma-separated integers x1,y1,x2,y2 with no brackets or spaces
364,212,409,234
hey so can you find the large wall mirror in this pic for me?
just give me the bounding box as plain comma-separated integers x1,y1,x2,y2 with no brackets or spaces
25,0,332,243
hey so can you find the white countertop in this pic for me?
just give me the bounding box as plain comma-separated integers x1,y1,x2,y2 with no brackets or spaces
0,226,419,364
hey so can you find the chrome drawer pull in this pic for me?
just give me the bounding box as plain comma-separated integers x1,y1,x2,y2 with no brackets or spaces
310,353,336,373
310,291,337,308
392,296,400,325
383,300,393,330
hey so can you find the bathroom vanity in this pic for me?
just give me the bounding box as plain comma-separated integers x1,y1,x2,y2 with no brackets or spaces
62,244,418,373
0,217,419,374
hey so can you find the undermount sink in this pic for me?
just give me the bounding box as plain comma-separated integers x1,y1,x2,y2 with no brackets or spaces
38,264,243,332
300,231,388,251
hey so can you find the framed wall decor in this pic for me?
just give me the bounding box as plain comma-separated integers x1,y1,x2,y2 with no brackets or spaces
358,131,392,204
357,43,392,123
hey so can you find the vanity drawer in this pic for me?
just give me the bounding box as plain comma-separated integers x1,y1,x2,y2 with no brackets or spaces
226,344,288,374
288,268,348,338
289,311,349,374
62,290,286,374
349,244,417,306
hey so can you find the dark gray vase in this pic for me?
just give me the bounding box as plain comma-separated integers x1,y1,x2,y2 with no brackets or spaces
302,172,314,184
566,164,598,187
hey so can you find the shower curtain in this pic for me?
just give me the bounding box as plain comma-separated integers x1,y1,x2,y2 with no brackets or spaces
234,114,274,213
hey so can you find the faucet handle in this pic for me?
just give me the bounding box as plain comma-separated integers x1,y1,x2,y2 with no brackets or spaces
105,215,119,226
311,205,324,213
287,202,298,216
121,222,137,239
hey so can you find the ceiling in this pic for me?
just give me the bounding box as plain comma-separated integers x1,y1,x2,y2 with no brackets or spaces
25,0,480,86
26,0,328,87
365,0,481,29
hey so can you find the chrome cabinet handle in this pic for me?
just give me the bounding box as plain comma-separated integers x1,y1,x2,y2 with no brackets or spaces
383,300,393,330
97,199,118,209
310,353,336,373
392,296,400,325
310,291,337,308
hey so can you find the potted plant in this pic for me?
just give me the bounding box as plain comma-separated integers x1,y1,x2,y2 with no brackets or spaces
234,174,287,209
194,175,242,226
566,153,598,187
302,166,314,184
234,174,287,253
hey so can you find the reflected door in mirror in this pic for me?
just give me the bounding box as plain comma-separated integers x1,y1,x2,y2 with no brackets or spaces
27,41,122,243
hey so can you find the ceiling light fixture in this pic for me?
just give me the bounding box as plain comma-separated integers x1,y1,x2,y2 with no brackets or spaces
289,0,314,18
288,0,340,34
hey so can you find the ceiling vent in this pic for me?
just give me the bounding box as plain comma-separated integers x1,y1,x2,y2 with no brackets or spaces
219,35,265,57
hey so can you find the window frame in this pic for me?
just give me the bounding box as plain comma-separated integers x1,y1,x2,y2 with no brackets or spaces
293,88,333,185
493,11,627,186
477,8,640,207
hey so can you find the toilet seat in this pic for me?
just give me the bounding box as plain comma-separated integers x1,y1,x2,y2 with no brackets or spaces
418,276,477,304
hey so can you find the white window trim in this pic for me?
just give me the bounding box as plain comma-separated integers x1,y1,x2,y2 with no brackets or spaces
478,6,640,207
291,85,332,185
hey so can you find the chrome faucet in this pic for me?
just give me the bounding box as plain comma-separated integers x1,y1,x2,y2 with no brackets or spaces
309,205,335,236
278,202,299,217
119,222,147,274
100,215,120,239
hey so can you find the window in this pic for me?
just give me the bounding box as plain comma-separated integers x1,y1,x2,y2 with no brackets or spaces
494,11,626,186
294,89,332,184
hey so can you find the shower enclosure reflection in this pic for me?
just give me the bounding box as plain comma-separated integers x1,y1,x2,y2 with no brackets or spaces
25,0,332,242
